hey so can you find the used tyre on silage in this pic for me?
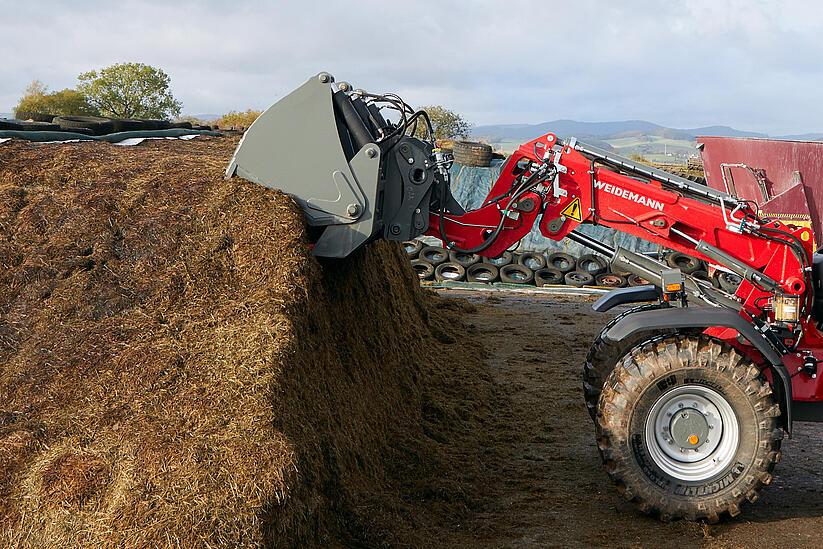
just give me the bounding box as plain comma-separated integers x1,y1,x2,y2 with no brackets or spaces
466,262,499,283
449,250,481,268
547,252,576,274
419,245,449,266
54,116,116,136
410,259,435,280
452,140,493,167
564,270,595,287
499,264,534,284
403,240,424,258
534,267,564,287
576,253,608,276
13,111,55,122
518,251,547,271
665,251,704,275
484,251,513,267
434,261,466,282
595,273,627,288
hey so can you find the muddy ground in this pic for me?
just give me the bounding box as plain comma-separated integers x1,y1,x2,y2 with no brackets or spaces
416,289,823,549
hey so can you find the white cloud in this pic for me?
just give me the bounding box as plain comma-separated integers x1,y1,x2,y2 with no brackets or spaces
1,0,822,133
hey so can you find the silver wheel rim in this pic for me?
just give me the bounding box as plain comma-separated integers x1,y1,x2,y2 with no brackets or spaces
644,385,739,482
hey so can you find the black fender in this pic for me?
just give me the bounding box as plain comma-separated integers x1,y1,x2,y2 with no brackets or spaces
604,307,793,432
592,285,660,313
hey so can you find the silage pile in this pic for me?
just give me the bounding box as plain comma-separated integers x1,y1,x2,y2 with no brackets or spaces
0,138,498,547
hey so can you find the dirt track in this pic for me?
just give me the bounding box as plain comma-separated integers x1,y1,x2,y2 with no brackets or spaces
420,289,823,549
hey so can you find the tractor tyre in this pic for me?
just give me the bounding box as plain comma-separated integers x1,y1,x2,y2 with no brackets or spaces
410,259,434,281
518,251,547,271
565,270,595,287
484,251,513,267
403,240,424,258
449,250,481,268
467,262,499,283
434,261,466,282
452,140,493,167
419,245,449,266
582,303,667,421
499,264,534,284
547,252,576,274
534,267,564,287
596,335,783,521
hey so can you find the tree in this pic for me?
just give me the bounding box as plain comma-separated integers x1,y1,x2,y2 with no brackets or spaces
415,105,471,140
14,80,99,118
77,63,182,119
218,109,261,129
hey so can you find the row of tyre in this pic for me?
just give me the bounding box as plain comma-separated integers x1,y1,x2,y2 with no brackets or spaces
1,115,211,136
404,239,744,291
404,240,638,287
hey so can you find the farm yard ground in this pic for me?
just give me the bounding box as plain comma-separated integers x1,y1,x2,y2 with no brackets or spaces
417,289,823,548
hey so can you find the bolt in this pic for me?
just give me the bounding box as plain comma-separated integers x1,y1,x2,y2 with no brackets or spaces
318,73,331,83
666,412,673,417
366,147,377,158
414,208,421,214
338,81,351,92
678,403,684,408
708,424,714,429
408,157,414,164
682,412,689,419
346,203,361,217
390,224,402,235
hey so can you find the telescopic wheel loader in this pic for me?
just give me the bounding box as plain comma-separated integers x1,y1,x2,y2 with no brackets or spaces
227,72,823,522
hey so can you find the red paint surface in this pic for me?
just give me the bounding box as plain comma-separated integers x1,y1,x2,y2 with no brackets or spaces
698,136,823,245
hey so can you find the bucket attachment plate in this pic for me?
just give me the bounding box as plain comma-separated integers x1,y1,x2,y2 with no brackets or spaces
226,72,381,258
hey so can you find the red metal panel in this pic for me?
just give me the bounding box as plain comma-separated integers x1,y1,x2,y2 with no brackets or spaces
698,136,822,245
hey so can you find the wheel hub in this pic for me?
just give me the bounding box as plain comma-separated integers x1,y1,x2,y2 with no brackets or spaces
645,385,739,482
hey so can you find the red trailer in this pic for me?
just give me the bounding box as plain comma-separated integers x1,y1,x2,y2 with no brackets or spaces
698,136,823,246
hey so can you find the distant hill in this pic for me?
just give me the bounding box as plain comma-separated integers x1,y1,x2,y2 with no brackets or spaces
470,119,766,142
774,133,823,141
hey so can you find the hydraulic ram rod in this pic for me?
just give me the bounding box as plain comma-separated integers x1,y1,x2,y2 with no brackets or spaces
567,230,615,258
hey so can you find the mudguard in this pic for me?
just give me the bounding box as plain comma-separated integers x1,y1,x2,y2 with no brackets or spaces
604,306,793,431
591,285,660,313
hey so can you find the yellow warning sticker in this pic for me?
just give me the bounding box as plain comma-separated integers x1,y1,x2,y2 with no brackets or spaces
560,197,583,222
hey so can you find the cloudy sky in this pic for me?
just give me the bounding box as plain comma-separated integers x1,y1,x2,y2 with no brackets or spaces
1,0,821,134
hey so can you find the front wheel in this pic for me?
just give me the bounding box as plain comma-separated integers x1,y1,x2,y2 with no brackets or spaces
596,335,783,521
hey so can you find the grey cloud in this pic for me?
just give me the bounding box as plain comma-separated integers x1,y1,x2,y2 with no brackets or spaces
1,0,822,134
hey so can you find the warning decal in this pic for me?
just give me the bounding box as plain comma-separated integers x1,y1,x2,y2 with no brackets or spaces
560,197,583,222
